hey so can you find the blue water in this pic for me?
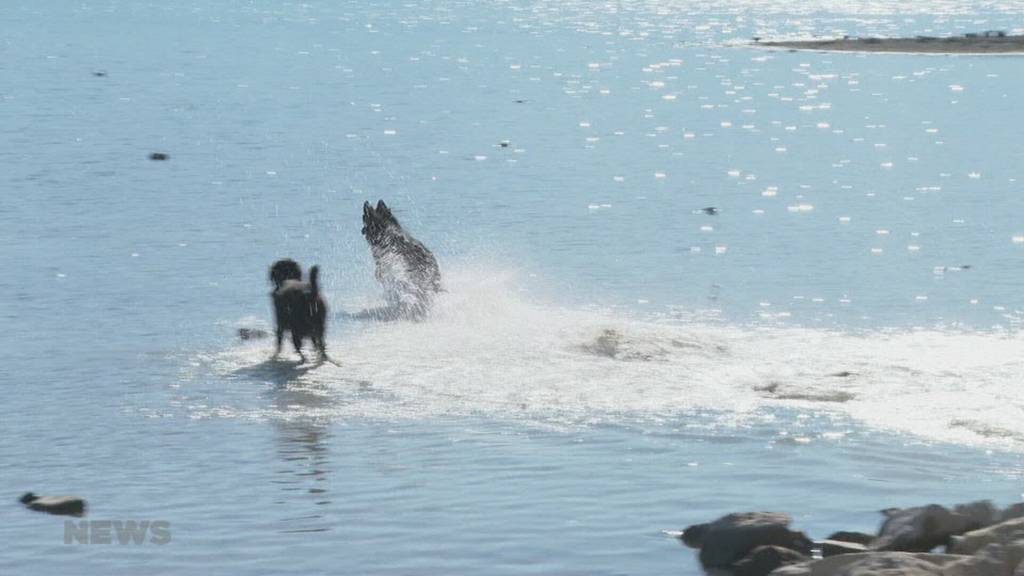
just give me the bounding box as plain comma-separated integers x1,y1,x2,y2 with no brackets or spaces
3,1,1024,574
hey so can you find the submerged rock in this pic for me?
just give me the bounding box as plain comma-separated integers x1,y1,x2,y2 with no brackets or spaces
238,328,269,341
681,512,813,569
579,329,668,362
20,492,86,516
754,382,856,403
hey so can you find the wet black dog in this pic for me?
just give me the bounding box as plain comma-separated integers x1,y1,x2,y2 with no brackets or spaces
269,259,327,362
361,200,442,319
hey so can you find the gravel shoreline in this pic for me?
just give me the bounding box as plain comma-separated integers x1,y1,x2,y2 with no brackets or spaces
757,34,1024,54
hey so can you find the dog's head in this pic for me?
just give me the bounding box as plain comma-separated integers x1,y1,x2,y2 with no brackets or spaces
269,259,302,289
362,200,400,244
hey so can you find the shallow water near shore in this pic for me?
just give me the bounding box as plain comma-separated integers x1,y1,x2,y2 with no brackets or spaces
3,1,1024,574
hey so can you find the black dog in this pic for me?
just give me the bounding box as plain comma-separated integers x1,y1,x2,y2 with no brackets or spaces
361,200,442,319
269,259,327,362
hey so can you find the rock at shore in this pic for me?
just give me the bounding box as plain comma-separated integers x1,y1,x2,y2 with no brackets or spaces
681,512,813,569
949,517,1024,555
20,492,86,516
733,545,809,576
827,531,876,546
821,539,869,557
944,541,1024,576
953,501,1000,529
873,504,988,552
768,563,812,576
1000,503,1024,523
828,552,946,576
681,503,1024,575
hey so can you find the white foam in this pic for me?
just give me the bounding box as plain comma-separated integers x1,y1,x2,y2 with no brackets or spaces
200,269,1024,449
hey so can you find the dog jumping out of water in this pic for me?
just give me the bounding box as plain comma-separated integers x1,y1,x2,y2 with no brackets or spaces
361,200,442,319
269,258,327,362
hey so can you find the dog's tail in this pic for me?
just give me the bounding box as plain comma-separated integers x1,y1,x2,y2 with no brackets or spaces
309,265,320,297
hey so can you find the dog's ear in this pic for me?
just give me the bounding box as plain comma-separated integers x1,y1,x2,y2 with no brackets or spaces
363,201,372,215
377,200,396,222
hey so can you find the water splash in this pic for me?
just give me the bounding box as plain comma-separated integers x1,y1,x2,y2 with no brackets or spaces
192,267,1024,450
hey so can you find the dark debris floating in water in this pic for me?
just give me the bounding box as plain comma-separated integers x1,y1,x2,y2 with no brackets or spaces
149,152,169,161
238,328,269,341
20,492,86,517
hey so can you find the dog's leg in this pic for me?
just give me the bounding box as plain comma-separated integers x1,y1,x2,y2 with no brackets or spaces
314,333,327,361
273,328,284,358
291,332,307,364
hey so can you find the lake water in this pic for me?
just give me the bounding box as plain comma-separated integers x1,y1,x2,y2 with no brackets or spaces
3,1,1024,574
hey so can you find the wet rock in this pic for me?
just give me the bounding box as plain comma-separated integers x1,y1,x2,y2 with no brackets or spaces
754,382,856,403
944,541,1024,576
767,563,812,576
149,152,169,161
680,524,707,548
827,531,876,545
831,552,946,576
20,492,86,516
779,552,963,576
581,329,621,359
953,500,1000,529
238,328,269,341
950,518,1024,555
1001,504,1024,523
873,504,981,551
821,539,869,557
579,329,668,362
733,545,808,576
680,512,813,569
